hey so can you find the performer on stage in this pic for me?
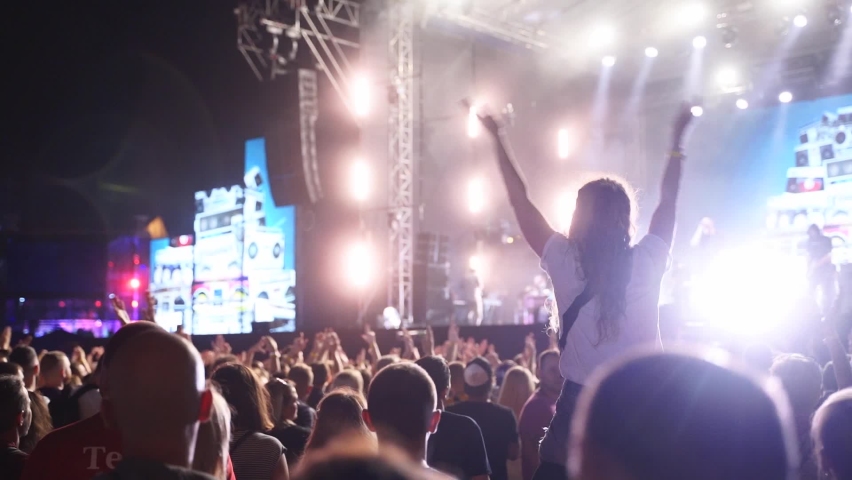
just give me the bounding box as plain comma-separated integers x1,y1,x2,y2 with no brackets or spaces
806,224,836,313
470,103,695,480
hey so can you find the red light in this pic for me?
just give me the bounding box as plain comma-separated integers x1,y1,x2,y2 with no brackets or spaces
95,300,102,308
133,254,140,265
108,261,115,269
178,235,191,246
129,278,141,289
58,301,66,308
131,300,139,308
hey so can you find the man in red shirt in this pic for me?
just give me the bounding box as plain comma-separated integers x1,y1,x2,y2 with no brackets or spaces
20,322,236,480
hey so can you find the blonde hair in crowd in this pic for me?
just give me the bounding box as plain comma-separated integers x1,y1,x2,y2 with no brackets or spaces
497,366,536,418
192,387,232,480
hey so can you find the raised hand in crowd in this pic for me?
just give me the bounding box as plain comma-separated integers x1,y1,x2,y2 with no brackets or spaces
361,324,381,367
143,291,157,322
1,326,11,351
421,326,435,357
211,335,232,355
110,294,132,326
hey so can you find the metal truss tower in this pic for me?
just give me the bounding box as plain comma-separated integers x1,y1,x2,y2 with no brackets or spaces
235,0,361,112
388,0,415,324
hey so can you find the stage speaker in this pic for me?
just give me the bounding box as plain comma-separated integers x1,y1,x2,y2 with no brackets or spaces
412,233,451,323
265,69,322,206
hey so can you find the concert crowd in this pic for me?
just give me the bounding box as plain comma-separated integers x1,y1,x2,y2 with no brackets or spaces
2,108,852,480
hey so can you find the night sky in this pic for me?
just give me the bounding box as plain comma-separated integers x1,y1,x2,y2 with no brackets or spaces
5,1,284,237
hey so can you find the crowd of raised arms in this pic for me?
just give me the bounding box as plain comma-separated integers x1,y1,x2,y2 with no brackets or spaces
2,107,852,480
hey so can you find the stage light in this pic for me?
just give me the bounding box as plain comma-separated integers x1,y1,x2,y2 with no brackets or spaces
95,300,102,308
505,236,515,244
715,67,738,88
178,235,191,246
129,278,140,290
345,240,375,289
691,106,704,117
601,55,616,67
467,177,486,214
131,300,139,309
682,3,706,23
350,159,371,203
793,14,807,27
692,35,707,49
467,105,480,138
351,74,371,118
779,91,793,103
557,128,572,159
736,98,749,109
556,191,577,232
588,24,616,48
690,246,806,337
18,297,24,304
645,47,659,58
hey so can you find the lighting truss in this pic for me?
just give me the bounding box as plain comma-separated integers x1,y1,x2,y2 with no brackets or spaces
235,0,361,112
430,5,549,50
388,0,416,324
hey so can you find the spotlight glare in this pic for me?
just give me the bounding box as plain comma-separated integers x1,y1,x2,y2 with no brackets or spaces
351,74,370,118
131,300,139,309
557,128,572,159
129,278,141,290
736,98,749,110
645,47,659,58
467,177,486,214
345,240,375,289
683,3,706,22
779,91,793,103
588,25,616,47
601,55,616,67
556,191,578,232
691,106,704,117
350,160,371,202
692,35,707,49
715,67,738,87
793,14,807,27
467,105,480,138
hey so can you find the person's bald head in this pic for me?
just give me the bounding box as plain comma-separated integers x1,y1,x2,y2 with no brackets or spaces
99,321,164,395
570,350,797,480
106,330,208,453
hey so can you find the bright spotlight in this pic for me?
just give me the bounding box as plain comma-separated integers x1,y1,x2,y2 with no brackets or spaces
557,128,572,159
129,278,140,290
469,255,483,271
351,74,370,118
350,160,371,202
556,191,577,232
683,3,706,23
467,105,480,138
736,98,749,109
691,106,704,117
345,240,375,289
601,55,616,67
779,91,793,103
692,35,707,49
793,14,808,27
131,300,139,309
645,47,659,58
588,25,616,47
715,67,738,88
467,177,486,214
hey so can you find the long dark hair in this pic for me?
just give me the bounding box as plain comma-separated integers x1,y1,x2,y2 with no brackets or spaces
212,363,274,432
565,178,634,343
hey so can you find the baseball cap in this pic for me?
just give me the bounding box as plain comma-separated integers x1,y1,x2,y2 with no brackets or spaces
464,357,493,388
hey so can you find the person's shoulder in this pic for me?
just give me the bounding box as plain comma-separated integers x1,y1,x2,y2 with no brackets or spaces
35,413,105,446
441,410,484,436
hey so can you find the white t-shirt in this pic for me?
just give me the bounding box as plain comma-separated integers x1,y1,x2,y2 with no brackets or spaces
540,233,669,384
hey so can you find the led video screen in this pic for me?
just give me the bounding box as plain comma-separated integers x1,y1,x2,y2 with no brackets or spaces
150,138,296,334
680,93,852,261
